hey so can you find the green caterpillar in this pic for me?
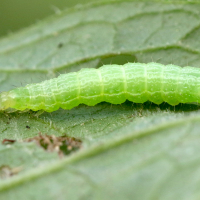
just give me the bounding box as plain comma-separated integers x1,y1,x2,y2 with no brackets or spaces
0,62,199,113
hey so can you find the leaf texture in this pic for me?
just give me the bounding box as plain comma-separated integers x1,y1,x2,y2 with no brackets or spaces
0,0,200,199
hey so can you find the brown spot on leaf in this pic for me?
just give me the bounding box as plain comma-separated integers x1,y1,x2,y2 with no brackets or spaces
0,165,22,179
57,42,64,48
2,139,16,144
25,132,82,158
26,125,30,129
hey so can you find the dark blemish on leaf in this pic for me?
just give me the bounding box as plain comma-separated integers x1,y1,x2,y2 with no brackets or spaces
25,132,82,158
26,125,30,129
57,42,64,48
6,122,10,124
0,165,22,179
2,139,16,144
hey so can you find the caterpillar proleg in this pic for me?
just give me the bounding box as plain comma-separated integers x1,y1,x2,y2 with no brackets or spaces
1,62,200,112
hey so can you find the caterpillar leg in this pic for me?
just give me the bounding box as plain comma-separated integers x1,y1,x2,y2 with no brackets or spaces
34,110,45,117
18,108,30,113
185,102,200,106
4,108,18,113
2,108,30,114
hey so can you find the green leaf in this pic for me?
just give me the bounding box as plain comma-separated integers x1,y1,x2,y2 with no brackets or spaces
0,0,200,199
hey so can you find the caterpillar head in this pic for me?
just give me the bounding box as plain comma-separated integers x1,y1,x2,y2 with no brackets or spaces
0,91,16,110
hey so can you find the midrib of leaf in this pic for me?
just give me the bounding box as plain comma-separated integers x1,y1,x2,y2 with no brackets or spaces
0,113,199,191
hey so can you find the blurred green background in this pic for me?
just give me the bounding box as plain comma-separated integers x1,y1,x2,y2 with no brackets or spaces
0,0,102,38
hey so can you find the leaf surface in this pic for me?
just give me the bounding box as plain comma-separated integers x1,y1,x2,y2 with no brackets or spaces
0,1,200,199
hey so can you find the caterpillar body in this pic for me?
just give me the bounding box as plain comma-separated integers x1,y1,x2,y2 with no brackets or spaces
0,62,200,112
